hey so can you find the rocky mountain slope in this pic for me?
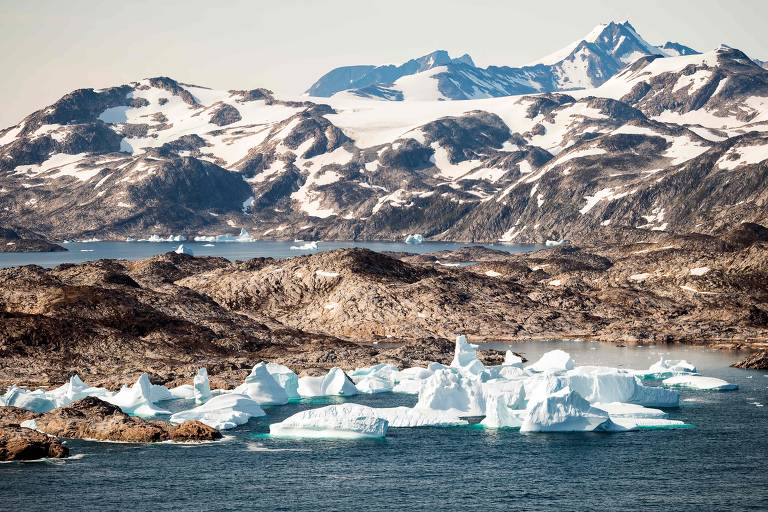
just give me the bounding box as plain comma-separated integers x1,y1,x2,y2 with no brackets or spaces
0,29,765,244
1,225,766,387
307,22,698,100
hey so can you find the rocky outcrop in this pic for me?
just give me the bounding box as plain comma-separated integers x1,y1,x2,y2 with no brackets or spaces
0,227,66,253
731,351,768,370
0,425,69,461
29,397,221,442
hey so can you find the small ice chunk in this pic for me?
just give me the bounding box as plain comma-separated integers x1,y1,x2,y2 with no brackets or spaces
503,350,524,367
169,393,265,430
405,234,424,244
663,375,738,391
269,403,388,439
610,417,690,430
290,241,318,250
527,350,575,373
174,244,193,256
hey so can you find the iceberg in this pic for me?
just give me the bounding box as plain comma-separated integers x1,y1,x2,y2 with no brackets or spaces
481,380,527,428
169,384,196,400
610,417,691,430
174,244,193,256
392,379,425,395
1,386,56,413
350,364,397,394
193,368,211,404
169,393,266,430
141,234,186,242
395,367,433,381
233,363,290,405
592,402,668,418
527,350,575,373
46,375,112,407
103,373,171,418
269,403,388,439
371,406,468,427
405,234,424,244
290,241,318,251
503,350,524,367
266,362,300,399
415,369,485,417
564,366,679,407
297,368,358,398
450,335,485,376
194,228,255,243
355,375,394,394
635,357,698,380
521,387,618,432
662,375,738,391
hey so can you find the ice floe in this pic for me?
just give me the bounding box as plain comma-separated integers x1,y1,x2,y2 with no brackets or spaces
269,403,388,439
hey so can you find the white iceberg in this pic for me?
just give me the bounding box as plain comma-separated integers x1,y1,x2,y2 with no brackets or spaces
169,393,265,430
46,375,113,407
565,366,679,407
269,403,388,439
169,384,196,400
610,417,691,430
233,363,290,405
194,228,255,243
297,368,358,398
481,380,527,428
503,350,524,367
415,369,485,418
635,357,698,380
350,364,397,394
662,375,738,391
1,386,56,413
405,234,424,244
521,387,618,432
103,373,171,418
371,406,468,427
193,368,211,404
526,349,575,373
174,244,193,256
290,241,318,251
266,362,300,399
392,379,425,395
592,402,668,419
450,335,485,376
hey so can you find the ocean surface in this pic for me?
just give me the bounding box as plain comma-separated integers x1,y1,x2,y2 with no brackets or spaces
1,340,766,512
0,240,540,268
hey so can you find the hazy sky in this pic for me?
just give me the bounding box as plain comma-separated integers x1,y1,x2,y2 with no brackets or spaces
1,0,766,127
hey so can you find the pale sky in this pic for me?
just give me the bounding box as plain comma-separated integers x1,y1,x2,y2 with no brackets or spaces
1,0,766,128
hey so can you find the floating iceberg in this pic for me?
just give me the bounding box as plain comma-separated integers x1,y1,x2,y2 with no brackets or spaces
194,228,255,243
405,234,424,244
297,368,358,398
415,369,485,418
266,363,300,399
662,375,738,391
610,417,691,430
1,386,56,413
103,373,171,418
503,350,524,367
450,335,485,376
233,363,290,405
565,366,679,407
269,403,388,439
592,402,668,418
635,357,698,380
521,387,618,432
46,375,112,407
140,234,186,242
193,368,211,404
481,380,527,428
290,241,318,251
527,350,575,373
174,244,193,256
371,406,468,427
350,364,397,394
169,393,266,430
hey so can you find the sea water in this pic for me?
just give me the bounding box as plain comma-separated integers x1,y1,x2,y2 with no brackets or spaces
1,341,766,511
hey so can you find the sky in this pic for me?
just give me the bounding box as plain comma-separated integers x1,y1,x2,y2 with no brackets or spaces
1,0,766,127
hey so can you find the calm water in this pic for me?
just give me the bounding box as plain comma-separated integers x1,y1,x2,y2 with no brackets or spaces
1,341,767,512
0,240,539,268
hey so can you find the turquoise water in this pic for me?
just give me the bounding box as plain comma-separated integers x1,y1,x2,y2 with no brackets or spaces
0,240,539,268
1,341,766,511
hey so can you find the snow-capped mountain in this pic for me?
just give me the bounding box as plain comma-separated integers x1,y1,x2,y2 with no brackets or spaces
307,21,700,101
0,38,766,243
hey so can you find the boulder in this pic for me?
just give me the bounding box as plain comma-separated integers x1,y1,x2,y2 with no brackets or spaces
0,426,69,461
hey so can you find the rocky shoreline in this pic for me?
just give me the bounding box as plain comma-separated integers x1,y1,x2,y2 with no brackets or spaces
0,223,766,390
